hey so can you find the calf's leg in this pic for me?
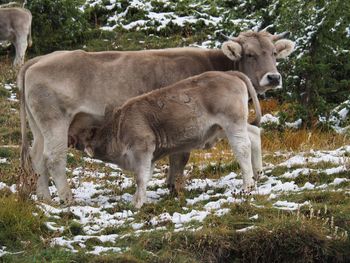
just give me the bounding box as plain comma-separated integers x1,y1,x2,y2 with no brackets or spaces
166,127,260,192
247,124,263,181
224,123,255,191
133,156,154,209
167,152,190,195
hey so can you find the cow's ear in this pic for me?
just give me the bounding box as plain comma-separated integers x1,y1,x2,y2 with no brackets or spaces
275,39,295,59
89,127,98,139
222,41,242,61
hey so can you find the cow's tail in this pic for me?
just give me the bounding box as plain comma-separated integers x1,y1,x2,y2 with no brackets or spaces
235,72,262,126
26,9,32,47
18,57,41,175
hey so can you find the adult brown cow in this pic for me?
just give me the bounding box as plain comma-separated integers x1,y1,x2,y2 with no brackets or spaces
0,7,32,66
19,31,294,204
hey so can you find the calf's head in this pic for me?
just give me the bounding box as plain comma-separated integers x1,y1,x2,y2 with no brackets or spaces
77,106,117,161
222,31,295,94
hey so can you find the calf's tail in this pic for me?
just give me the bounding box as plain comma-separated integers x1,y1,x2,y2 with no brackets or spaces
235,72,262,126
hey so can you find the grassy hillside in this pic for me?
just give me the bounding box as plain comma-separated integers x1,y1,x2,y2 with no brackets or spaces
0,0,350,261
0,57,350,261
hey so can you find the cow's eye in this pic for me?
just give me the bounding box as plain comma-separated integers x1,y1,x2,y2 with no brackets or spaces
247,54,254,58
273,51,277,56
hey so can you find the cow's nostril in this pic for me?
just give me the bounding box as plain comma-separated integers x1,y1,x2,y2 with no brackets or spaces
267,74,281,85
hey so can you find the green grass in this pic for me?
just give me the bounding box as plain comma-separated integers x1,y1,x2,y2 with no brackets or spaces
0,195,47,251
1,45,350,261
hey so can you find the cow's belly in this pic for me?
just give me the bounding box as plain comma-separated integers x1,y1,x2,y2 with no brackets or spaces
153,123,223,160
0,31,11,41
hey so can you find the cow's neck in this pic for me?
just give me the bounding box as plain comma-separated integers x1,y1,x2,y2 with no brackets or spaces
207,50,241,72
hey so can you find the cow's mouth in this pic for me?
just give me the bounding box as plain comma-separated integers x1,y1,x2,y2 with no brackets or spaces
257,84,282,94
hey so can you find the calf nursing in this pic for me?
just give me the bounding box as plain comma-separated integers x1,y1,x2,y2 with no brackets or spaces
76,71,262,208
19,30,294,204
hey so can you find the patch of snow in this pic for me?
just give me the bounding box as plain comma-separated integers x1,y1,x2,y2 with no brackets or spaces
88,246,122,255
331,178,349,185
45,222,65,233
249,214,259,220
236,225,256,232
261,114,279,124
273,200,310,211
301,182,315,190
285,119,303,129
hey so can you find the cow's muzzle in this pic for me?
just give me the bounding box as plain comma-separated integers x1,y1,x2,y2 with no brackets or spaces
259,72,282,88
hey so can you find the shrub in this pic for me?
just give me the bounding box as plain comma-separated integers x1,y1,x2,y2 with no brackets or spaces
26,0,90,54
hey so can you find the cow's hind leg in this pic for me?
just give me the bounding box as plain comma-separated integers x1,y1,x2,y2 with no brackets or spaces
167,152,190,195
13,34,27,67
26,105,51,201
31,131,51,201
224,123,255,191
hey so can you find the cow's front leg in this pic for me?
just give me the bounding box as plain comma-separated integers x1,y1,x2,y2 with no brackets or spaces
167,152,190,195
248,124,263,181
43,124,72,205
133,156,154,209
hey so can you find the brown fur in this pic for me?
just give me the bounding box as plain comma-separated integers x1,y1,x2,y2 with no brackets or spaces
18,31,294,203
80,71,260,207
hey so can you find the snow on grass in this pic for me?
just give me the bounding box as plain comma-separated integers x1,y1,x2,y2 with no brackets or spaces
88,0,223,32
273,200,310,211
279,145,350,168
319,100,350,134
88,246,123,255
1,145,349,255
0,246,23,257
236,225,257,232
3,83,18,102
261,113,303,129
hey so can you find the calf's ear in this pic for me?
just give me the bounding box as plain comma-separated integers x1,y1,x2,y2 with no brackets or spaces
275,39,295,59
84,146,94,158
222,41,242,61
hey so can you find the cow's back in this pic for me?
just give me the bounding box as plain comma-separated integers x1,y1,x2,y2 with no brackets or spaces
24,48,223,116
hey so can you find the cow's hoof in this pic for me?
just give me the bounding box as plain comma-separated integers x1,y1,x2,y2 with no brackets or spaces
253,170,264,181
36,187,52,202
242,182,255,192
58,190,73,206
167,183,178,197
36,193,52,203
132,195,145,209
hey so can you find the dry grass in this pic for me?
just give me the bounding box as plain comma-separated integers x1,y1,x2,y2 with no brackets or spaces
188,129,349,167
262,129,349,152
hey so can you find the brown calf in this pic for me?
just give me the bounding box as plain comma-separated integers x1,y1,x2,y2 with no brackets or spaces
78,71,261,208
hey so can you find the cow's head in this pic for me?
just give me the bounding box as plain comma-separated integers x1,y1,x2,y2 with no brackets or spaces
222,31,295,94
